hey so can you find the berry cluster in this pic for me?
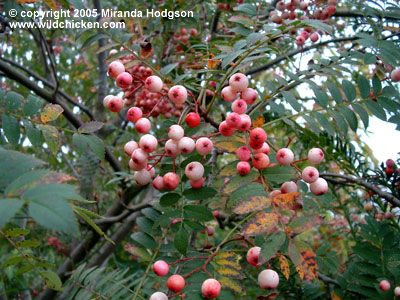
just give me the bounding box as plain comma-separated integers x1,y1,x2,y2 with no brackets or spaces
47,236,69,256
379,279,400,297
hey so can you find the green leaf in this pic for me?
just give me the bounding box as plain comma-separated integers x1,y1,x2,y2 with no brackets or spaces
85,135,105,161
160,193,181,207
357,75,371,98
352,103,369,128
363,53,376,64
160,63,179,76
311,86,329,107
342,80,356,101
183,187,217,200
40,270,63,292
23,95,44,116
262,166,295,184
2,114,20,145
78,121,104,134
23,120,43,148
327,82,343,104
2,256,25,268
234,3,257,15
16,240,39,248
81,34,109,50
5,91,23,112
338,106,358,132
302,19,333,35
5,169,50,196
131,232,157,250
184,205,213,221
365,100,386,121
174,225,189,256
0,198,24,228
287,214,324,235
281,91,301,112
312,112,335,136
39,124,60,154
230,183,268,209
5,228,30,237
16,265,36,276
260,232,286,264
372,74,382,96
330,110,348,135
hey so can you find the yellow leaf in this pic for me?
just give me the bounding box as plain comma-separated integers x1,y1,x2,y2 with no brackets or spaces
233,196,271,215
40,104,64,124
241,212,278,236
43,0,57,10
215,259,241,270
273,192,303,211
331,291,341,300
278,255,290,280
289,241,318,280
216,252,235,259
213,135,246,153
216,267,241,278
219,277,245,295
16,0,39,3
207,54,219,69
252,115,265,128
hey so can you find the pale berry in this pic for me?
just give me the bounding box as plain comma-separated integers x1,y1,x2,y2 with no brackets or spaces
185,112,201,127
252,153,270,170
152,176,165,190
146,165,155,177
168,85,188,104
391,69,400,82
281,181,298,193
128,159,146,171
302,166,319,183
258,269,279,289
254,142,270,155
107,61,125,78
124,141,139,156
165,139,181,156
310,178,328,195
134,169,151,185
168,125,184,141
163,172,180,190
379,280,391,291
149,292,168,300
116,72,133,88
190,177,205,189
241,88,258,104
276,1,286,11
196,137,213,155
167,274,185,293
221,86,237,102
185,162,205,181
269,190,282,199
247,246,261,266
238,114,251,132
237,146,252,161
103,95,114,108
394,286,400,297
107,97,124,112
310,32,319,43
178,137,195,154
152,260,169,276
237,161,251,175
127,107,143,123
232,99,248,114
308,148,324,164
226,112,242,128
250,128,267,144
276,148,294,165
206,226,215,236
229,73,249,92
301,31,309,40
201,278,221,299
139,134,157,153
144,75,163,93
131,148,148,166
219,121,236,136
135,118,151,133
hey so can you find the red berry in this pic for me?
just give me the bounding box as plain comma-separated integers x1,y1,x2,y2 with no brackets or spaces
167,274,185,293
163,172,180,190
127,107,143,123
185,112,201,127
201,279,221,299
237,161,251,175
379,280,391,291
237,146,252,161
152,260,169,276
250,128,267,144
219,121,236,136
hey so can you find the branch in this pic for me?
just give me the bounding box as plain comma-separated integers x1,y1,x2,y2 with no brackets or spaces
246,36,358,76
318,272,340,286
333,9,400,21
94,202,150,225
320,173,400,207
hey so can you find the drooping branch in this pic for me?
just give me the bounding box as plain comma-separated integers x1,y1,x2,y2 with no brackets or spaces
320,173,400,207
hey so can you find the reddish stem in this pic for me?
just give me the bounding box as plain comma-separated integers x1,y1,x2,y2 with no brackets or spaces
286,137,292,148
172,156,176,173
168,293,181,299
291,157,308,164
168,256,208,266
190,132,220,140
149,151,167,170
187,90,199,114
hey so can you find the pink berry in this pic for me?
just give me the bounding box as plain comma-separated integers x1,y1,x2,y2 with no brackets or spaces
152,260,169,276
281,181,298,193
238,114,251,132
308,148,324,164
327,5,336,15
168,85,188,104
152,176,165,190
394,286,400,297
127,107,143,123
221,86,237,102
107,61,125,78
206,225,215,236
254,142,270,155
301,166,319,183
165,139,181,156
128,159,146,171
232,99,247,114
237,146,252,161
301,31,309,40
190,177,205,189
168,125,184,141
107,97,124,112
252,153,270,170
185,162,205,181
241,88,258,104
310,32,319,43
328,0,337,4
139,134,158,153
296,35,305,47
144,75,163,93
276,1,286,11
163,172,180,190
310,178,328,195
131,148,148,166
269,190,281,199
229,73,249,92
135,118,151,133
391,69,400,82
103,95,114,108
250,128,267,144
189,28,198,36
258,269,279,289
149,292,168,300
134,169,151,185
247,246,261,266
201,278,221,299
116,72,133,88
185,112,201,127
219,121,236,136
237,161,251,175
178,137,195,154
167,274,185,293
196,137,213,155
124,141,139,156
276,148,294,165
379,280,391,291
226,112,242,129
